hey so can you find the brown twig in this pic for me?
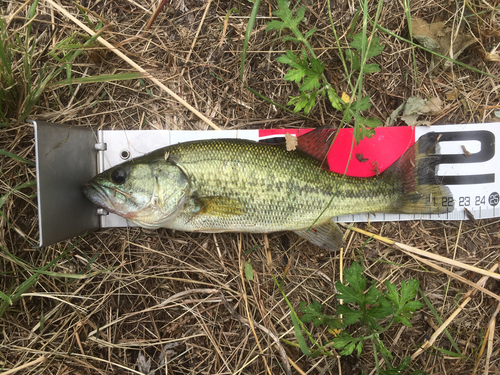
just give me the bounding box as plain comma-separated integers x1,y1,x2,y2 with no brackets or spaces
218,292,293,375
45,0,221,130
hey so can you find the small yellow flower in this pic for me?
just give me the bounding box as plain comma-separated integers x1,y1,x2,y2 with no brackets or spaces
328,328,341,337
341,92,350,104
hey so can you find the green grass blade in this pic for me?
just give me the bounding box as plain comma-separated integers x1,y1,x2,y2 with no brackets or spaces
0,149,35,166
403,0,420,86
49,72,144,88
245,84,304,116
0,237,85,318
0,181,36,208
326,0,351,91
291,309,311,355
0,291,12,306
66,63,73,95
0,20,13,81
240,0,261,80
25,0,39,40
138,79,154,98
418,287,462,355
0,112,8,126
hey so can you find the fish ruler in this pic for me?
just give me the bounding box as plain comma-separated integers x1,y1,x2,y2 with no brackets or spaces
95,123,499,227
33,121,499,246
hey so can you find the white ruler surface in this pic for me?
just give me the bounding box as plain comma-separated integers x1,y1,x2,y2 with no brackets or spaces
97,124,499,227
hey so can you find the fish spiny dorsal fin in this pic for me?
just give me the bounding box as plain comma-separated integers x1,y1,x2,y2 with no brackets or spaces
296,127,337,164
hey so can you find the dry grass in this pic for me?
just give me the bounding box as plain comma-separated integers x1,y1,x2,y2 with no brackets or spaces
1,0,500,374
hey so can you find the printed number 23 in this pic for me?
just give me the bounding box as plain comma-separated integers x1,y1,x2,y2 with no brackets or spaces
459,197,470,206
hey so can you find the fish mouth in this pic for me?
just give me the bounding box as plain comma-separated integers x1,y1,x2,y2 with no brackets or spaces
82,182,111,209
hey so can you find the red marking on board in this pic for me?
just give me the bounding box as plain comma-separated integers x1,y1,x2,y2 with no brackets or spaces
259,127,416,177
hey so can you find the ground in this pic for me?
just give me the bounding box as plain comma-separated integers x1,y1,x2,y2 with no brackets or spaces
1,0,500,374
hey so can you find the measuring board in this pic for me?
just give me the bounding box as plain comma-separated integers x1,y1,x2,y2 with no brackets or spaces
33,121,498,246
95,123,499,228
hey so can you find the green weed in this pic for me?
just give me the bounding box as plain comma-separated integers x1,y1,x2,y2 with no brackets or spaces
0,2,142,125
281,262,426,374
0,238,81,318
265,0,384,143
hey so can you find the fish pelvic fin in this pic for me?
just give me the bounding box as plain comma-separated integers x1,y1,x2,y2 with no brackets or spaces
294,221,343,251
384,132,453,215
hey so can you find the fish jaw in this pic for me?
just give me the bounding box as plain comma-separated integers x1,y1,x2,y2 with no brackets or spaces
82,182,138,219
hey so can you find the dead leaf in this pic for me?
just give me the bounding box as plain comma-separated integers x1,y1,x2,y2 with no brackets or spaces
483,43,500,62
137,353,151,374
411,17,476,72
418,97,443,114
445,91,457,101
356,153,368,163
485,51,500,62
387,96,443,127
285,133,298,151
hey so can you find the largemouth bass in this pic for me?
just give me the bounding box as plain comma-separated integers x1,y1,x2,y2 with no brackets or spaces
82,129,453,250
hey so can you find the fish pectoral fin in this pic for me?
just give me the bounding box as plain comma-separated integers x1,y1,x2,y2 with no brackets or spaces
194,196,245,217
293,221,343,251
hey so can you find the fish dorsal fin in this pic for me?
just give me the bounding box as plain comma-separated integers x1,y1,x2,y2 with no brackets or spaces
295,128,337,163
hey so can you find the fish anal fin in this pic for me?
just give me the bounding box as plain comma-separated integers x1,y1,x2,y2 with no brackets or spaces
294,221,343,251
195,196,246,217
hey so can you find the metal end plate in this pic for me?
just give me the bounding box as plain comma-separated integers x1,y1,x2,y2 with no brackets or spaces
33,121,99,247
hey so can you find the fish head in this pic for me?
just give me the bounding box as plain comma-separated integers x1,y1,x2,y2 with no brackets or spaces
82,159,190,228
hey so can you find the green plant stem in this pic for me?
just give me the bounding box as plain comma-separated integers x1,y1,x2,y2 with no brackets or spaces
240,0,261,80
351,0,384,135
291,28,316,58
272,275,323,352
326,0,351,92
372,337,382,373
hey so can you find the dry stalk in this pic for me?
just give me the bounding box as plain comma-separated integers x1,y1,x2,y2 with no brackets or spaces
87,288,220,340
238,234,274,375
218,291,293,375
340,224,500,285
484,302,500,375
412,260,500,360
45,0,221,130
2,355,46,375
180,0,213,78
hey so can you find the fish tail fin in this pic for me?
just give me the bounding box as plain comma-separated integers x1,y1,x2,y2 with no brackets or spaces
383,132,453,214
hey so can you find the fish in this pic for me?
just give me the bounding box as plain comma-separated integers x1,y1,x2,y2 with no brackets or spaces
82,129,453,250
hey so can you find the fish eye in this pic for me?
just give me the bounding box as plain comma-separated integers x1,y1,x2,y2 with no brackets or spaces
110,167,127,184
